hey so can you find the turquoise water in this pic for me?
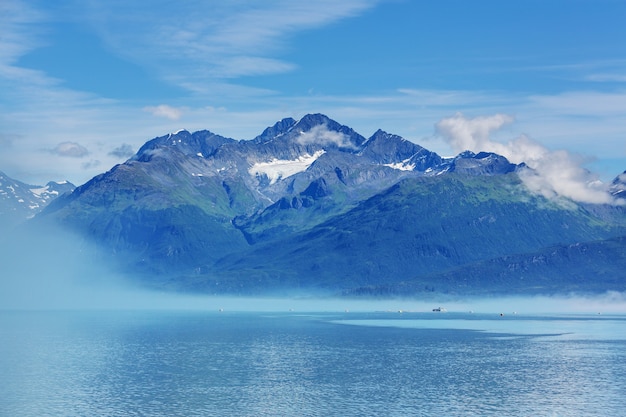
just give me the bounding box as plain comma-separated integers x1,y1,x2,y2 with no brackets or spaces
1,311,625,416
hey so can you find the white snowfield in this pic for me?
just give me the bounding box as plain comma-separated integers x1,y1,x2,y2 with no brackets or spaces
383,159,415,171
248,150,326,184
29,186,58,197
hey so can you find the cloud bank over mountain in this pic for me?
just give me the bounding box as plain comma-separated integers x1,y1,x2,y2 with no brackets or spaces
436,113,618,205
296,125,355,149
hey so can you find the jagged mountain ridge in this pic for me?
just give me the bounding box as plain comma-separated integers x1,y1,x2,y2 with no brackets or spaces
0,171,75,228
611,171,626,199
38,114,626,296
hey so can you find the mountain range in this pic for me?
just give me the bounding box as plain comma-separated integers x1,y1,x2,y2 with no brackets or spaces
10,114,626,297
0,171,75,230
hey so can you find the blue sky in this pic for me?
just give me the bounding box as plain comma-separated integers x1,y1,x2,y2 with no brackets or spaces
2,0,626,188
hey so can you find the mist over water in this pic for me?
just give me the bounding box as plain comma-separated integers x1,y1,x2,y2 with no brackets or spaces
2,225,625,416
1,223,625,313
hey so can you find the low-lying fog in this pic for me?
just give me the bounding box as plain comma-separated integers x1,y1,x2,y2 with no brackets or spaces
1,224,625,314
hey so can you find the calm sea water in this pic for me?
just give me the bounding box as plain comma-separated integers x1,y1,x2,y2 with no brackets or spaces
1,310,625,416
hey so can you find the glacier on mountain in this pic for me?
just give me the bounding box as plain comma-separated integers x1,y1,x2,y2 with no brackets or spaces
383,159,416,171
248,150,326,184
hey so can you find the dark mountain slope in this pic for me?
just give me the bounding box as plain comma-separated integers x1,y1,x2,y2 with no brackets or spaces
346,236,626,297
211,174,623,294
43,157,249,272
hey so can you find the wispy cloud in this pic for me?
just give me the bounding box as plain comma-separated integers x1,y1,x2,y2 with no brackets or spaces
81,159,101,170
0,1,68,98
108,143,135,159
0,0,44,66
143,104,184,120
83,1,379,89
0,133,19,148
50,141,89,157
436,113,618,205
586,73,626,83
528,91,626,116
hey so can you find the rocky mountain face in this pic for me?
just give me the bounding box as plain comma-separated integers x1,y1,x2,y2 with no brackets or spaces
0,171,75,229
611,171,626,199
37,114,626,296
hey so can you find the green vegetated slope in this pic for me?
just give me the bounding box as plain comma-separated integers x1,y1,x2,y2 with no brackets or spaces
210,174,625,295
42,161,250,274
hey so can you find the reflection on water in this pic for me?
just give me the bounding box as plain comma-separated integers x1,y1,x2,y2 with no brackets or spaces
0,311,624,416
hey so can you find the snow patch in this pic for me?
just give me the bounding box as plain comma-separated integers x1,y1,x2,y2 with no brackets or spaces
383,158,415,171
249,150,326,185
29,186,49,196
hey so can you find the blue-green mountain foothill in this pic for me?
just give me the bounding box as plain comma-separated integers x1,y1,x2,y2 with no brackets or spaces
3,114,626,297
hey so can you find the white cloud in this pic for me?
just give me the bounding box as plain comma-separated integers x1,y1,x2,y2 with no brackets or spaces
296,125,355,149
435,113,515,156
51,141,89,158
436,113,619,205
144,104,184,120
